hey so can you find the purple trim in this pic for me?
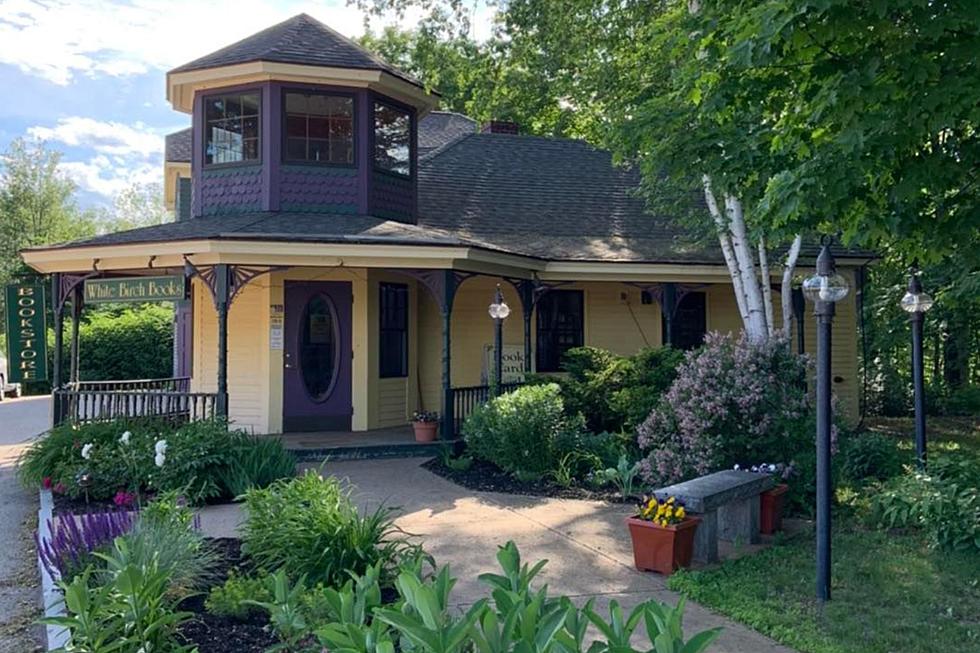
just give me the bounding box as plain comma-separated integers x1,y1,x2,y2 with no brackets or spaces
192,92,204,217
264,82,281,211
357,89,371,213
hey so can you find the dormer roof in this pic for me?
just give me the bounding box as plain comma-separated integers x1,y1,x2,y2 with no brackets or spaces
166,13,438,114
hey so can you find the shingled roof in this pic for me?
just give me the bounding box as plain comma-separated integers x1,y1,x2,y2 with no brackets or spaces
169,13,427,91
418,112,477,156
164,128,192,163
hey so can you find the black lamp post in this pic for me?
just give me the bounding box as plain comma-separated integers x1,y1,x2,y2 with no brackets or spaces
900,272,934,469
802,237,850,603
488,284,511,394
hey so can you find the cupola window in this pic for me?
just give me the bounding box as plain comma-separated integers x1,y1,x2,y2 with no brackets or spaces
204,93,260,165
284,92,354,165
374,101,411,177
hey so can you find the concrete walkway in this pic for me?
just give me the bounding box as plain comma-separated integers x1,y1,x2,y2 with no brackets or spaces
200,457,793,653
0,395,50,653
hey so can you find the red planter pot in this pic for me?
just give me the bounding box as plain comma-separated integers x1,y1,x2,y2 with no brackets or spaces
625,516,701,575
412,422,438,442
760,484,789,534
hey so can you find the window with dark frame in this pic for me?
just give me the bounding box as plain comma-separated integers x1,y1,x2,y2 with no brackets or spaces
379,283,409,378
204,93,260,165
663,292,707,351
284,92,354,165
535,290,584,373
373,102,411,176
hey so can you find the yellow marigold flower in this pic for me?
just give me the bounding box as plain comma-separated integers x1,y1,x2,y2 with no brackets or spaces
676,507,686,519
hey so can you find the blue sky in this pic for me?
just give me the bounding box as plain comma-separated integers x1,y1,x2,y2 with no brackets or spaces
0,0,488,209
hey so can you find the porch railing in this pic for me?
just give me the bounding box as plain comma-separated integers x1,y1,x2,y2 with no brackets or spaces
451,382,524,436
53,377,216,427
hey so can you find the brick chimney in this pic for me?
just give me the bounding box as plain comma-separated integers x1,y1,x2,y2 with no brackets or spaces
481,120,519,135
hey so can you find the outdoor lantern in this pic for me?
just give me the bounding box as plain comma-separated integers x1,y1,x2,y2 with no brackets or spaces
902,272,932,469
489,285,510,394
802,237,847,604
900,276,934,314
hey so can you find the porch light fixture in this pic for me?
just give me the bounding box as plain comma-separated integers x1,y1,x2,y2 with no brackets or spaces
802,236,848,604
901,272,933,469
489,285,510,394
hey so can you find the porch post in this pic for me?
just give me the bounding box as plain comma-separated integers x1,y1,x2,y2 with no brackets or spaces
215,264,230,418
69,285,82,384
440,269,458,440
520,281,533,374
662,282,677,346
50,274,63,390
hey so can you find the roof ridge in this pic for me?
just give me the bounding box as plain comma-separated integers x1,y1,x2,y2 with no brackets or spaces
419,132,478,164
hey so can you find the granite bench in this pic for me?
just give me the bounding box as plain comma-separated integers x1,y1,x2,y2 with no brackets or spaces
654,470,776,563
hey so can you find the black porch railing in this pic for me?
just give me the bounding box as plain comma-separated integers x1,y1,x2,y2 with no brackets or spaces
450,382,524,436
53,377,216,426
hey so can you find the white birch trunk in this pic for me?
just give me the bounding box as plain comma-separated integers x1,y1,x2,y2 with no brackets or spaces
702,176,750,325
780,234,803,339
724,194,768,342
758,238,774,337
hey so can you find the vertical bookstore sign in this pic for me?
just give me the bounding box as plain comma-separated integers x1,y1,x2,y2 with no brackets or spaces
4,284,48,383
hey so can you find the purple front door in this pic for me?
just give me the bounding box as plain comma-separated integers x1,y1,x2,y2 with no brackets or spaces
283,281,353,431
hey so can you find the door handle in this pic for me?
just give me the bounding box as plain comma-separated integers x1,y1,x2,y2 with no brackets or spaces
284,352,293,369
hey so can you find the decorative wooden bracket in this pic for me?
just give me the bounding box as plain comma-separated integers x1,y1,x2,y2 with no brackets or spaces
395,269,479,315
184,259,288,309
56,271,101,313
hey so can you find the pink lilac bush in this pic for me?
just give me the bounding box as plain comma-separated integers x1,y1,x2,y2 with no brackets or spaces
637,332,812,486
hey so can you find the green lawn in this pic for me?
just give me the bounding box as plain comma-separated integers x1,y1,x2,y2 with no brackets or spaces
668,524,980,653
667,417,980,653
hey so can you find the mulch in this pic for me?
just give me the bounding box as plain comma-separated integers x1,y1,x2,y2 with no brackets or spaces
176,538,278,653
51,492,235,515
422,457,634,503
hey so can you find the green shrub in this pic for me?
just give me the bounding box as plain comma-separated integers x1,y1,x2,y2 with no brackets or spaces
77,304,175,382
463,383,586,475
559,346,683,433
940,385,980,416
840,432,903,482
240,471,417,588
207,570,274,620
217,435,297,497
869,455,980,551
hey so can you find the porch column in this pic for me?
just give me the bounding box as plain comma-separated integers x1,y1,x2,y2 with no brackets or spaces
662,282,677,346
519,281,534,374
50,274,63,428
792,287,806,354
440,269,458,440
69,285,82,384
214,264,229,418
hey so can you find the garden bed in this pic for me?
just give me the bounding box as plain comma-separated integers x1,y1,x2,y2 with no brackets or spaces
51,492,237,515
423,456,632,502
175,538,277,653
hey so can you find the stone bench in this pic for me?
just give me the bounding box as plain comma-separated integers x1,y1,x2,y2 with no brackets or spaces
654,470,775,563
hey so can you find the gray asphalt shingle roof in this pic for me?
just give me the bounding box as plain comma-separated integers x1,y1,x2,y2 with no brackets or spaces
165,128,192,163
418,112,478,156
169,14,427,91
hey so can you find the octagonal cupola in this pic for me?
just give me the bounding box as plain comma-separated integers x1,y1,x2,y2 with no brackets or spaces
166,13,438,222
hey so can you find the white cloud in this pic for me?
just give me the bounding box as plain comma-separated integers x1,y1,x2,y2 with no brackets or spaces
27,116,163,156
0,0,449,85
60,154,159,197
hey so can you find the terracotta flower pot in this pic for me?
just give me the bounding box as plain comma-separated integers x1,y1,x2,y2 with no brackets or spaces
760,483,789,534
412,421,438,442
625,516,701,575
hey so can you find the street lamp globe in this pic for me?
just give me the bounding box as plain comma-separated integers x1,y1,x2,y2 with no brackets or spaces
900,276,934,313
488,292,511,320
802,271,850,304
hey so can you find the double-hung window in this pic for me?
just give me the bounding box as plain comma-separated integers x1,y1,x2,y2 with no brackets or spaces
535,290,584,372
373,102,411,176
205,93,260,165
379,283,409,378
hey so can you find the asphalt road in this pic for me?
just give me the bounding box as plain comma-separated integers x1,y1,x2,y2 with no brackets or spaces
0,395,50,653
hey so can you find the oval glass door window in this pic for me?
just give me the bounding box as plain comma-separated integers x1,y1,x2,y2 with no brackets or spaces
300,294,339,402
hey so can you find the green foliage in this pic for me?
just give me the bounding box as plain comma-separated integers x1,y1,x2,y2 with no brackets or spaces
244,570,314,652
593,454,643,500
120,493,220,595
18,418,294,503
217,435,297,497
438,448,474,472
869,455,980,552
41,540,196,653
206,570,273,621
241,471,417,588
463,383,586,476
314,562,391,653
76,304,175,381
941,385,980,417
840,433,903,483
559,346,683,434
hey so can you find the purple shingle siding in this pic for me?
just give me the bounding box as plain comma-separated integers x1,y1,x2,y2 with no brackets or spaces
280,166,359,213
199,166,264,216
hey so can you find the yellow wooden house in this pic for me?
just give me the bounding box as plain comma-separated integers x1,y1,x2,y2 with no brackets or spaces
21,14,871,449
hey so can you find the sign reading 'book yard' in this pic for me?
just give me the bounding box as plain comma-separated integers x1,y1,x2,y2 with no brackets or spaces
4,283,48,383
84,275,186,304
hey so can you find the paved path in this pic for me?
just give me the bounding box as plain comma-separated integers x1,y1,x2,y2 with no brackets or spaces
200,457,793,653
0,395,49,653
